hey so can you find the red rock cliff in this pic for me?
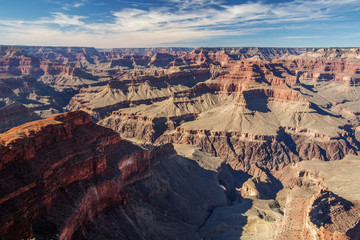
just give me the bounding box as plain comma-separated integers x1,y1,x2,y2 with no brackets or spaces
0,111,174,240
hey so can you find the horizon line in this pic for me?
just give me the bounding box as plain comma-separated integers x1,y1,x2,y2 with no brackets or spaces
2,44,360,50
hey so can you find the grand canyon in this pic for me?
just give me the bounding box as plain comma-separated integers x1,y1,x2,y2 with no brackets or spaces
1,45,360,240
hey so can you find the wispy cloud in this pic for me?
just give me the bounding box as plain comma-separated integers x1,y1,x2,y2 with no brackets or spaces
0,12,86,27
46,12,86,26
283,36,322,39
0,0,359,47
61,0,88,10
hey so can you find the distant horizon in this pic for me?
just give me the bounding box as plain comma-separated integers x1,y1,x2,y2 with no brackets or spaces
3,45,360,50
1,0,360,48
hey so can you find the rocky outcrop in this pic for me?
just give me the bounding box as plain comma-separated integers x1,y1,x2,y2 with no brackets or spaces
155,128,358,172
274,48,360,85
0,111,145,238
102,116,357,174
309,190,360,239
215,60,297,85
149,53,176,67
0,52,42,76
0,102,40,133
67,67,211,118
270,156,360,240
0,111,228,240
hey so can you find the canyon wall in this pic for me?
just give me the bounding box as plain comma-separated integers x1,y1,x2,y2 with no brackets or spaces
0,111,228,240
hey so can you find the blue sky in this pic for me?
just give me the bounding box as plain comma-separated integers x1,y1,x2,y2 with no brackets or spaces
0,0,359,48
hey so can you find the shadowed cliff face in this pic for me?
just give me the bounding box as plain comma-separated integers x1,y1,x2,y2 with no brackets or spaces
0,111,229,240
0,102,41,133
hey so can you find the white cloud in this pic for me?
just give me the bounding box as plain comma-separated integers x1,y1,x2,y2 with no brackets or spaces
283,36,322,39
48,12,86,26
61,0,88,10
167,0,224,9
0,0,359,47
0,12,86,27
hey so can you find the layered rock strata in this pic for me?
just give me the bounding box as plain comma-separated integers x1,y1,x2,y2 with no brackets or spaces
0,102,40,133
0,111,228,240
99,55,360,173
1,46,360,239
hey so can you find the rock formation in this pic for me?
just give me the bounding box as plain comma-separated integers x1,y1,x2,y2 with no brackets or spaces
272,156,360,239
0,111,229,240
309,190,360,239
1,46,360,239
98,52,360,173
0,102,40,133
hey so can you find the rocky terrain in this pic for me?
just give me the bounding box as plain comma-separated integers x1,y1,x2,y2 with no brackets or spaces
97,48,360,174
0,46,360,239
0,111,229,239
0,101,40,133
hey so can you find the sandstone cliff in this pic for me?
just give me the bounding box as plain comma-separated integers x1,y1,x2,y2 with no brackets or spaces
0,111,228,240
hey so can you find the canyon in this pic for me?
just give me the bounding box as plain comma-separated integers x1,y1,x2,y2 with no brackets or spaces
0,46,360,239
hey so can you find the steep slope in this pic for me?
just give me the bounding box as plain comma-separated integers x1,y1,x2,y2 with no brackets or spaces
0,111,228,240
68,65,211,119
0,102,40,133
273,155,360,239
